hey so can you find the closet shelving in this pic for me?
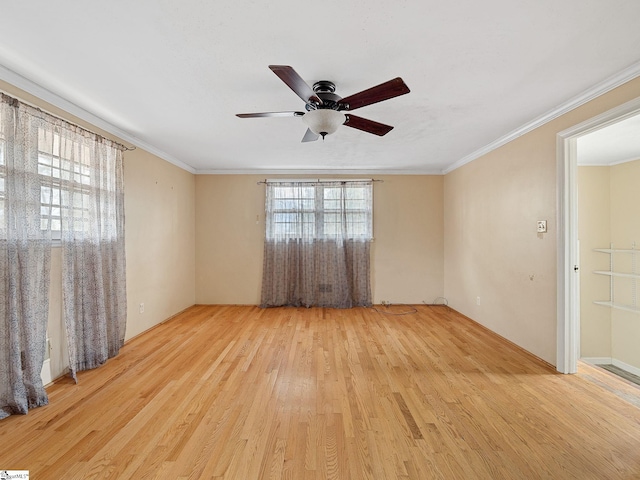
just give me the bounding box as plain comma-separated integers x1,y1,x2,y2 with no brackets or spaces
593,244,640,314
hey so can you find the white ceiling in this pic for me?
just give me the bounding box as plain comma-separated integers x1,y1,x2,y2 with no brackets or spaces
577,114,640,166
1,1,640,174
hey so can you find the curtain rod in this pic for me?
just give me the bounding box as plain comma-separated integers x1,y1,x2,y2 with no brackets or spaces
256,178,383,185
0,91,136,152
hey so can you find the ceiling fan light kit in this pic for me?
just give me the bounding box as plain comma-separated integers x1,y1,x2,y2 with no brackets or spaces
236,65,410,142
302,109,346,139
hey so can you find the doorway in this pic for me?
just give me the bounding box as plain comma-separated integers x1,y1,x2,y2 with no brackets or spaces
557,96,640,374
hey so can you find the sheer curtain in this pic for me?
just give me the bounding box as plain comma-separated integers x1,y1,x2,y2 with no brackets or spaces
55,131,127,381
0,93,127,418
261,181,372,308
1,95,53,418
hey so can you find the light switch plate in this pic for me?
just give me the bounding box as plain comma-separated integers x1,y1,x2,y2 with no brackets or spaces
537,220,547,233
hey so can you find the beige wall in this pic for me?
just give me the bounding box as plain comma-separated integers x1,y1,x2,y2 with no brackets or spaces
444,140,557,363
610,160,640,370
195,175,265,304
1,79,196,379
578,166,612,359
124,148,196,340
371,175,444,304
47,249,67,379
444,77,640,366
195,174,444,305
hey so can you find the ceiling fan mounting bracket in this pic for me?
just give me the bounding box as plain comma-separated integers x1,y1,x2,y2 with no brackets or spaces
312,80,336,94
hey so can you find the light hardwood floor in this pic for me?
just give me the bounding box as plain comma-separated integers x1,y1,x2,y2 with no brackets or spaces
1,305,640,479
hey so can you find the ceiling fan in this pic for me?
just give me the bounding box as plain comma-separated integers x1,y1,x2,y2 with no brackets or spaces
236,65,410,142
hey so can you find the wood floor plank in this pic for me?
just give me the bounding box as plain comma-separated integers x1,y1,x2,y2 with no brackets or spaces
2,305,640,479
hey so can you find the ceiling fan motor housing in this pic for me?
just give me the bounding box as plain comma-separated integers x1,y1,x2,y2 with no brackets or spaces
306,81,345,111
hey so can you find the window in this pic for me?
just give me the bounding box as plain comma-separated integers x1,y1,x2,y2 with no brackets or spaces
0,127,94,239
265,181,373,241
261,180,374,307
37,129,92,236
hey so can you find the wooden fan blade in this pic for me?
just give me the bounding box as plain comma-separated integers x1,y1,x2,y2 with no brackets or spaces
301,128,319,142
269,65,322,105
236,111,305,118
339,77,410,111
344,114,394,136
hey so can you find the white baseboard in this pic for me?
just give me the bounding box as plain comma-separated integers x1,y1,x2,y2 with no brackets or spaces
581,357,612,365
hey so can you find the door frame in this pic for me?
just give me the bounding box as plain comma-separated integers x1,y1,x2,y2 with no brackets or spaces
556,96,640,374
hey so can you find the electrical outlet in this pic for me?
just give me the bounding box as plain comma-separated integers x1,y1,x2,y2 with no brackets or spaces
537,220,547,233
139,302,144,314
476,296,481,306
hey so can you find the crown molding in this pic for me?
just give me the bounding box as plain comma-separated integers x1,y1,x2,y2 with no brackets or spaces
578,156,640,167
444,60,640,174
0,63,196,174
194,168,445,175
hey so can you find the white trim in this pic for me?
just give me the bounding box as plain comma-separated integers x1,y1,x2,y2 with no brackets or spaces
0,64,196,174
265,178,374,183
445,60,640,174
608,157,640,166
612,358,640,378
556,133,579,374
195,168,445,175
578,156,640,167
581,357,613,365
557,95,640,375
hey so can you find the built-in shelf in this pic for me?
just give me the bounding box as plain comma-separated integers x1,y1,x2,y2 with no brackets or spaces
593,301,640,314
594,248,638,254
593,270,640,279
593,244,638,314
